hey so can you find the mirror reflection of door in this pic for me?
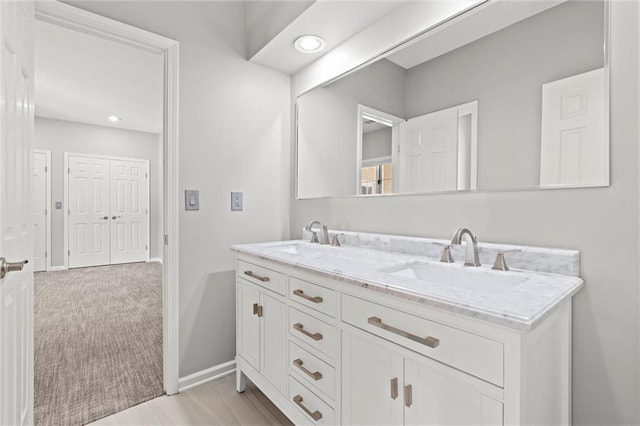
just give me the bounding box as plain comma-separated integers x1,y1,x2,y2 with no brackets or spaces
397,100,478,193
540,68,606,187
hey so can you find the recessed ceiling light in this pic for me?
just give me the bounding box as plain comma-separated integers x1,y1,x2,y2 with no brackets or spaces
294,35,326,53
108,115,122,122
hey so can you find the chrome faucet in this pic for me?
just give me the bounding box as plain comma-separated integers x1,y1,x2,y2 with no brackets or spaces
305,220,330,245
450,228,481,266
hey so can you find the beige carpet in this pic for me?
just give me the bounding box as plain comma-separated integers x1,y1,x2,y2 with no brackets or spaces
34,262,164,426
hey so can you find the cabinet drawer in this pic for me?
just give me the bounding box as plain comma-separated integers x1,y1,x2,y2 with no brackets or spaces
289,376,335,426
289,307,337,360
341,294,504,387
289,341,335,401
237,259,287,296
289,277,336,318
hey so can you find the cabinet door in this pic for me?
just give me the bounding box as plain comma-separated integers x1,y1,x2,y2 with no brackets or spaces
342,331,404,425
237,280,260,370
404,359,503,426
261,292,287,395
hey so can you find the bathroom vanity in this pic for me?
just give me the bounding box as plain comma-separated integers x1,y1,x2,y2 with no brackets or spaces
232,231,583,425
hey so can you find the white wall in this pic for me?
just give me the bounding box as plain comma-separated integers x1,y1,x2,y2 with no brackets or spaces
64,0,291,378
34,117,163,265
291,1,640,424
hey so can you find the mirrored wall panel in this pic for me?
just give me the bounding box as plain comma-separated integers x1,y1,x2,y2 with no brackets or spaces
296,0,608,199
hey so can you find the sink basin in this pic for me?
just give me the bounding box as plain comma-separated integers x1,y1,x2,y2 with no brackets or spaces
378,261,528,294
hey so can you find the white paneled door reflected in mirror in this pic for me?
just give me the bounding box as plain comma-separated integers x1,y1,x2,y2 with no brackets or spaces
296,0,609,199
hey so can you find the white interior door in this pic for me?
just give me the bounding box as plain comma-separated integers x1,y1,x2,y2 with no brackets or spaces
540,68,606,186
68,155,110,268
32,149,49,272
109,159,149,264
399,107,458,193
0,0,35,424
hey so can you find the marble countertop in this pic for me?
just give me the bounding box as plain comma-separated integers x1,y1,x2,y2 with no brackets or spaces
231,237,583,332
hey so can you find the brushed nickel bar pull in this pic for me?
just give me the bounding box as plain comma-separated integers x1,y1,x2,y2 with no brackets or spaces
404,384,413,408
244,270,270,282
293,289,323,304
368,316,440,348
293,395,322,421
293,358,323,381
293,322,323,341
252,303,258,315
256,305,263,317
390,377,398,400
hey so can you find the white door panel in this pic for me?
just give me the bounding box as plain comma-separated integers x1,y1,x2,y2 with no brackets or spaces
540,68,606,186
68,156,110,268
399,107,458,193
67,155,149,267
32,150,48,271
110,159,148,264
1,0,35,424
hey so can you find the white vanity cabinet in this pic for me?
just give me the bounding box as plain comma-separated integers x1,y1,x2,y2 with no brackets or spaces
234,251,574,426
236,260,287,396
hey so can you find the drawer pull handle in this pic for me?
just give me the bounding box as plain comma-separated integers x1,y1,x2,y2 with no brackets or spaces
367,316,440,348
252,303,263,317
293,358,323,381
244,270,270,282
293,322,323,341
293,289,323,304
390,377,398,400
404,384,413,408
293,394,322,421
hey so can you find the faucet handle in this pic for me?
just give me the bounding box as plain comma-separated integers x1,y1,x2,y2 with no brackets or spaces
434,243,454,263
330,233,343,247
309,231,319,244
492,249,521,271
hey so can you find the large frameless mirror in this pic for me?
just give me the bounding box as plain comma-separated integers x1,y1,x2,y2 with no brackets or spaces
296,0,609,199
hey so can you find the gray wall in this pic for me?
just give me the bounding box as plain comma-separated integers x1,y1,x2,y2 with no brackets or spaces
34,117,163,265
363,127,392,161
405,0,604,189
65,1,291,377
297,58,406,198
291,1,639,424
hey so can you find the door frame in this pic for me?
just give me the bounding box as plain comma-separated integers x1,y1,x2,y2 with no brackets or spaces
35,1,180,395
63,152,151,267
33,148,52,272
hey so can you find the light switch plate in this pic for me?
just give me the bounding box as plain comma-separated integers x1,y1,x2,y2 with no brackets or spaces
231,192,243,211
185,190,199,210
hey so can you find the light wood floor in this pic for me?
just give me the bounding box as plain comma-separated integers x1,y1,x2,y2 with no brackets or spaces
89,374,293,426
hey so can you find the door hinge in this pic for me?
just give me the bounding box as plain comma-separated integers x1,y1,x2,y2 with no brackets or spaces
68,167,70,174
45,209,48,216
45,166,48,173
45,251,47,258
146,209,148,215
145,245,148,251
164,235,168,245
68,209,70,215
145,172,148,178
68,250,71,256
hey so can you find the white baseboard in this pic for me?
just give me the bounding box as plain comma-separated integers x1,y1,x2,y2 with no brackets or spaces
148,258,163,264
49,266,68,271
178,360,236,392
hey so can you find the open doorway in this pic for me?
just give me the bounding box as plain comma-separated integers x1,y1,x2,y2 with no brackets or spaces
32,5,177,424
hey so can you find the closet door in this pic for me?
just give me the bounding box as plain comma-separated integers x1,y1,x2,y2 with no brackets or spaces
68,155,110,268
109,159,149,264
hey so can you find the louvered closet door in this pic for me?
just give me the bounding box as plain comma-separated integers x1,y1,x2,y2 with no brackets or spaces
109,159,149,264
68,156,111,268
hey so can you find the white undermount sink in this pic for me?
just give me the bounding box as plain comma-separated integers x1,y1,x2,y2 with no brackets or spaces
378,261,528,294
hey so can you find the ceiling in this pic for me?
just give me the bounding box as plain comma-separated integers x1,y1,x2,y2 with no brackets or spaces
35,19,163,134
249,0,407,75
